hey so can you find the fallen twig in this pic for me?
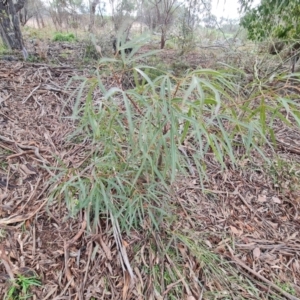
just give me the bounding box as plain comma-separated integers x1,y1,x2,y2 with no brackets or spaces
227,244,299,300
64,220,87,289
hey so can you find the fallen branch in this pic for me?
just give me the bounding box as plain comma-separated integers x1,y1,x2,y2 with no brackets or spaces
227,244,299,300
22,84,41,104
64,220,87,289
0,198,47,225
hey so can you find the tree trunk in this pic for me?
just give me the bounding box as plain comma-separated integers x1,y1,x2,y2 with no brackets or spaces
0,0,26,57
40,13,45,28
160,27,166,49
35,12,41,29
88,0,99,32
35,4,45,29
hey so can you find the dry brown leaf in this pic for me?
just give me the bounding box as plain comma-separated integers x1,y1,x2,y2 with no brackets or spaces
257,195,267,203
260,253,277,262
238,158,250,167
230,225,240,235
99,236,112,260
154,288,163,300
292,260,300,272
122,271,131,300
205,240,212,248
20,164,37,175
122,239,129,248
95,45,102,57
253,247,261,259
285,231,298,241
178,244,188,258
267,221,278,229
0,192,8,201
272,196,281,204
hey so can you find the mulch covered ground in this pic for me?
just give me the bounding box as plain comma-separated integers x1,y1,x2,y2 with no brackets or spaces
0,48,300,300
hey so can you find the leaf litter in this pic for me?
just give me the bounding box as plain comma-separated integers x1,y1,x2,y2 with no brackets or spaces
0,57,300,299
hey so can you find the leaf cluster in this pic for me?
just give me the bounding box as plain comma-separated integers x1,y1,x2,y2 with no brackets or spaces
49,36,300,234
240,0,300,41
6,275,41,300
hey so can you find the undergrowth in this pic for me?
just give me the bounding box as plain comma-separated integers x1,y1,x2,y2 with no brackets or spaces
5,275,41,300
48,34,300,299
53,32,76,42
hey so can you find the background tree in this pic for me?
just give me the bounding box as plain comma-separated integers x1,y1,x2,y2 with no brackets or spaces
176,0,210,53
151,0,181,49
48,0,68,30
109,0,136,37
0,0,27,56
240,0,300,41
202,14,217,29
138,0,159,32
88,0,102,32
240,0,300,72
48,0,87,30
219,17,239,34
19,0,46,27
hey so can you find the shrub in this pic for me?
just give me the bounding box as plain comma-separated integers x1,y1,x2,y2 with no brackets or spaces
53,33,76,42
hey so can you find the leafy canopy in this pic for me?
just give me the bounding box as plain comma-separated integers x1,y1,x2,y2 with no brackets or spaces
240,0,300,40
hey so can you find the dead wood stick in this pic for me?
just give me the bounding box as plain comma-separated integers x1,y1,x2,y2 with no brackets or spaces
0,245,15,280
231,254,299,300
163,279,183,296
22,84,41,104
7,150,33,159
276,138,300,155
0,93,11,104
64,220,87,289
1,136,56,176
0,198,47,225
63,241,75,289
68,220,87,245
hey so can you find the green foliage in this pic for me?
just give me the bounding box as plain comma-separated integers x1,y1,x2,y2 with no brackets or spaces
276,281,296,296
44,34,300,298
268,158,300,192
240,0,300,41
6,275,41,300
83,35,101,60
49,36,300,235
22,26,55,40
0,43,9,54
176,7,196,53
0,228,6,240
26,54,40,62
170,61,191,76
53,32,76,42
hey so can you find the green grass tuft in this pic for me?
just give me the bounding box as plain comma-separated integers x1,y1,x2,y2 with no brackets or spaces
53,32,76,42
6,274,41,300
